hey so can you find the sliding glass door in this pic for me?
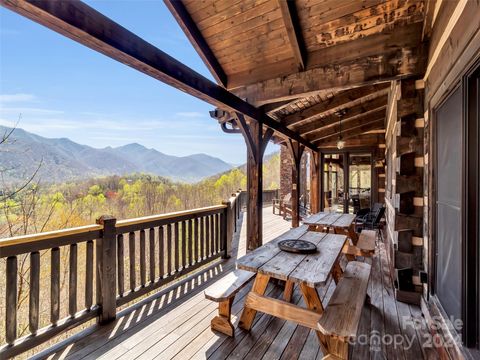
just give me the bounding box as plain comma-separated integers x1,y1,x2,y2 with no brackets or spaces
322,152,373,214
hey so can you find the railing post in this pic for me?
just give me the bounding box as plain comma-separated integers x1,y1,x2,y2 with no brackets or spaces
96,215,117,324
221,200,233,259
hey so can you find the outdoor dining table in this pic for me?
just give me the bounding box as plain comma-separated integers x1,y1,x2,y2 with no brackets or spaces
236,225,347,336
303,212,358,243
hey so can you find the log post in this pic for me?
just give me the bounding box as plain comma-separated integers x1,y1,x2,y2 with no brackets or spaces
287,139,305,227
309,150,320,214
96,215,117,324
234,112,273,249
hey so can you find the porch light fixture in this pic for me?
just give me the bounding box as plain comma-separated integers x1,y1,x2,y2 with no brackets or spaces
335,109,346,149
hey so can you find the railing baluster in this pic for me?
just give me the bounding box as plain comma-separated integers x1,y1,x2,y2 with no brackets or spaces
129,232,136,291
51,247,60,325
86,240,94,307
181,221,187,269
149,228,155,283
174,222,179,272
205,216,210,258
69,243,78,317
188,219,193,267
193,218,199,264
200,216,205,261
117,235,124,297
29,251,40,334
215,213,220,254
211,214,216,255
159,226,164,278
167,224,172,275
140,229,146,286
6,256,17,344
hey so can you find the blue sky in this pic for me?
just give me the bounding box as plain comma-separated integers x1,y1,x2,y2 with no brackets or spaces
0,1,278,164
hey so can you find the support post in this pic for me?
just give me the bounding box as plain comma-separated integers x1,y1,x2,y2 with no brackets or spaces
287,140,305,227
309,150,320,214
234,113,273,249
96,215,117,324
220,203,231,259
320,152,325,211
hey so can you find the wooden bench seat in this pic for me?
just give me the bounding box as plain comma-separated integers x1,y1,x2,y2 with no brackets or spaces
342,229,376,259
356,230,376,253
317,261,371,359
204,269,255,336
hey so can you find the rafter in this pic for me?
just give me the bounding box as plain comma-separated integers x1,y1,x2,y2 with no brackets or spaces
296,96,388,136
277,0,306,71
305,108,386,142
282,85,389,127
314,120,385,145
317,133,386,149
1,0,317,151
164,0,227,86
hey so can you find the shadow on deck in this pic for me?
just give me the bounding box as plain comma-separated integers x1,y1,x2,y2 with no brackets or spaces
35,207,436,360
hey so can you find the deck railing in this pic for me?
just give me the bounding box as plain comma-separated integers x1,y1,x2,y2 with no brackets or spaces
0,189,283,358
0,190,251,358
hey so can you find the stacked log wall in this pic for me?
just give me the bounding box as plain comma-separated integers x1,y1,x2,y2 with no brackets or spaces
385,79,425,305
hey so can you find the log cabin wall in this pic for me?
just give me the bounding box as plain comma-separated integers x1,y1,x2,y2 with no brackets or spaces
384,79,425,306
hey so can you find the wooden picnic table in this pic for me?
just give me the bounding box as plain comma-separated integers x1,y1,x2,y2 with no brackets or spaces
236,225,347,337
303,212,358,244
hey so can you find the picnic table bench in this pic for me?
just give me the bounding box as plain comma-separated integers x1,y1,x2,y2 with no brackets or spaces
236,226,348,336
204,269,255,336
304,212,376,260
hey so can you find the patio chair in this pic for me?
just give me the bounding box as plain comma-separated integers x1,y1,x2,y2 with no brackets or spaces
355,203,385,232
272,193,292,218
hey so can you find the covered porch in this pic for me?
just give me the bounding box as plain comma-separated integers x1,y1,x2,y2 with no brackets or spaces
1,0,479,359
28,207,434,360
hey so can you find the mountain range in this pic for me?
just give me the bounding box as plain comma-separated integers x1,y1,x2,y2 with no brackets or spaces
0,126,233,183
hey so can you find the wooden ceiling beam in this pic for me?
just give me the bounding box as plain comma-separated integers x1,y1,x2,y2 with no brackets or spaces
296,95,388,135
232,43,426,105
228,23,426,101
314,120,385,145
305,109,386,142
277,0,306,71
318,133,386,149
282,85,389,127
164,0,227,87
1,0,317,151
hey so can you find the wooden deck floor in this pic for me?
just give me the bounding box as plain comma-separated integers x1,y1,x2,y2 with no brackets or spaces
35,207,438,360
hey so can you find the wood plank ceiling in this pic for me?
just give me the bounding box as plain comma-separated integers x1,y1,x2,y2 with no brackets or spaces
168,0,428,150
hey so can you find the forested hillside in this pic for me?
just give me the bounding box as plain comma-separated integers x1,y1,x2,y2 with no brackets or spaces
0,152,280,239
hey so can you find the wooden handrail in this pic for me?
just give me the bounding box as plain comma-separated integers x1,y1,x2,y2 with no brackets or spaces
116,204,227,229
0,224,103,248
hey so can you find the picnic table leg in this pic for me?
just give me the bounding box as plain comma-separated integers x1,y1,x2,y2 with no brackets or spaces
299,283,330,355
239,273,270,331
299,283,323,314
348,224,358,245
284,280,294,302
332,262,343,284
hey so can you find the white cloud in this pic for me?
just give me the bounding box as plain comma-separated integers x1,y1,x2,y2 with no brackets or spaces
0,93,36,103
